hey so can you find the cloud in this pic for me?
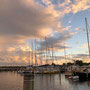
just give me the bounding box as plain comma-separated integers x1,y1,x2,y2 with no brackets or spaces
7,47,16,52
0,0,74,51
51,0,90,14
0,50,31,65
0,0,58,48
0,0,89,49
81,43,88,49
71,0,90,14
74,28,81,31
72,54,90,62
0,0,90,65
38,28,75,52
67,0,90,14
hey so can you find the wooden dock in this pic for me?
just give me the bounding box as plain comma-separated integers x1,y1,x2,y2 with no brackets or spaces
0,66,26,71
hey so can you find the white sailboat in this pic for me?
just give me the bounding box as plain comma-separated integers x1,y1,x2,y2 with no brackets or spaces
21,44,34,76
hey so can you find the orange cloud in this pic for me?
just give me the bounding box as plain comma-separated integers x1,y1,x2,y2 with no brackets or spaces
39,28,53,37
57,0,90,15
81,43,88,49
0,0,90,66
7,47,16,52
71,0,90,14
74,28,81,30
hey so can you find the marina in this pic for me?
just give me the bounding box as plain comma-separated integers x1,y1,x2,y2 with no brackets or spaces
0,71,90,90
0,0,90,90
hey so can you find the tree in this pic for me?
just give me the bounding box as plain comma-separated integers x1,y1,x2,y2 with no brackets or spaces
75,60,83,66
67,62,74,66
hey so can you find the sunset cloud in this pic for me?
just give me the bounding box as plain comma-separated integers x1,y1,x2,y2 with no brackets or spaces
71,0,90,13
74,28,81,31
0,0,57,46
0,0,90,65
81,43,88,49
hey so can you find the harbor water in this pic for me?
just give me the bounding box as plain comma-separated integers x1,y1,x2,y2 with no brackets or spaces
0,71,90,90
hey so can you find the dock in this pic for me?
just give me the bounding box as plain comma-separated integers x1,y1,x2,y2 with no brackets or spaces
0,66,26,71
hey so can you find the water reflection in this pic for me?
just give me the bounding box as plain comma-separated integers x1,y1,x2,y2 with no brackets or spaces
34,74,62,90
0,72,90,90
23,75,34,90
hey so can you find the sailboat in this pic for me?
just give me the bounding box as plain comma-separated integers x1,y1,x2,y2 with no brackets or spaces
75,18,90,80
42,38,60,74
19,43,34,76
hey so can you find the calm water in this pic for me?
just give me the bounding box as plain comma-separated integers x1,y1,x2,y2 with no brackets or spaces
0,72,90,90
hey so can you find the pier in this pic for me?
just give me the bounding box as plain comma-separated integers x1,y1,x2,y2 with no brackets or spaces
0,66,26,71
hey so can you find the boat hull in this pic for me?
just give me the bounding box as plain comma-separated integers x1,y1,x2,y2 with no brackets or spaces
76,72,90,80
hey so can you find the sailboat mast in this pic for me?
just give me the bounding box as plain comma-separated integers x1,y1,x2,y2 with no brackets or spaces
35,39,38,66
64,44,67,63
28,44,30,66
85,18,90,57
51,44,54,64
45,36,48,64
48,47,50,65
40,39,42,65
31,42,33,66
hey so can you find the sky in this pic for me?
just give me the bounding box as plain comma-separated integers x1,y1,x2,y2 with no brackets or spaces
0,0,90,66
